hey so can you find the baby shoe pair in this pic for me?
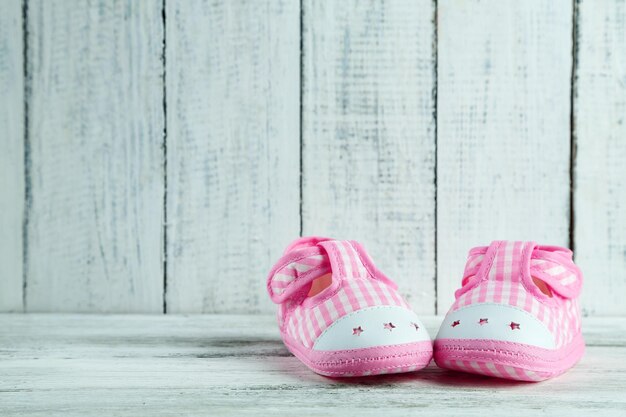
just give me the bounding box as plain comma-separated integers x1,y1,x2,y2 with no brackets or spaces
267,237,585,381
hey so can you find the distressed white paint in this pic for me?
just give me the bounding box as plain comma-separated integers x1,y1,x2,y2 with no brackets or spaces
0,0,24,312
26,0,164,312
165,0,300,313
575,0,626,315
302,0,436,314
2,0,626,315
437,0,573,312
0,314,625,415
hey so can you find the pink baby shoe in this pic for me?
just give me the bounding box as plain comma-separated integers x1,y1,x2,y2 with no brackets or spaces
267,236,433,377
434,240,584,382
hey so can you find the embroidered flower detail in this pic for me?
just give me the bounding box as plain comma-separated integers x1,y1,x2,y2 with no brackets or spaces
509,322,520,330
411,322,420,331
479,318,488,326
383,322,396,331
451,320,461,327
353,326,364,336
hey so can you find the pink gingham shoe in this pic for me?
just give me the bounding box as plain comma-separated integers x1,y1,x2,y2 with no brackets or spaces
267,236,433,377
434,240,585,381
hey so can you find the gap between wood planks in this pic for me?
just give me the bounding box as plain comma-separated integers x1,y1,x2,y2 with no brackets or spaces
161,0,168,314
21,0,31,313
568,0,579,254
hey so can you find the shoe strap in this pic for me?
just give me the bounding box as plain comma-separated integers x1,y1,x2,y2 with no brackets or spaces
267,237,396,304
459,240,582,300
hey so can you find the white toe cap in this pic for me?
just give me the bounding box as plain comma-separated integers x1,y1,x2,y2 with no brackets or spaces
312,305,431,351
435,303,556,349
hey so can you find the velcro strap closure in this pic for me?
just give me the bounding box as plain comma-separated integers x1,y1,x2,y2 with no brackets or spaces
266,247,331,304
460,241,582,300
317,240,369,280
530,247,582,299
267,238,397,305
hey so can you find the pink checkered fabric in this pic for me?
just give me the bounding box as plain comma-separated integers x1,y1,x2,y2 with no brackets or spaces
438,358,550,382
267,237,410,349
451,241,583,348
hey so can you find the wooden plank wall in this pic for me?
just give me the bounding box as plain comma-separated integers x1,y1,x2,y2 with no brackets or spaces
0,0,624,315
575,0,626,316
165,0,300,313
25,0,165,312
0,0,24,312
437,0,573,310
301,0,436,314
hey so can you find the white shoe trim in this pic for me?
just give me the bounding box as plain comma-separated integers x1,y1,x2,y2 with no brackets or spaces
313,305,431,351
435,303,556,349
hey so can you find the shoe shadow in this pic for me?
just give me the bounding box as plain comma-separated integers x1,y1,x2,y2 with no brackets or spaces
323,363,529,388
246,341,531,388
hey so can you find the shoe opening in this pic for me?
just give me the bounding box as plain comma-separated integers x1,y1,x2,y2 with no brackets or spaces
307,273,333,297
532,276,553,297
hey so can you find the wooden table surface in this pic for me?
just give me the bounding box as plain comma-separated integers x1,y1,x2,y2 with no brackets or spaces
1,314,625,416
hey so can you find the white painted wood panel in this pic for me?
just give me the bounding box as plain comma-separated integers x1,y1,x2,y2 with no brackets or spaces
575,0,626,315
165,0,300,313
437,0,572,312
302,0,436,314
26,0,164,312
2,0,625,316
1,314,625,415
0,0,24,312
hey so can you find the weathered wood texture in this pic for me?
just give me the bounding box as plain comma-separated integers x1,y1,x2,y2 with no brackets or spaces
575,0,626,315
165,0,300,313
302,0,436,314
436,0,573,312
1,314,625,416
3,0,626,315
0,0,24,312
25,0,164,312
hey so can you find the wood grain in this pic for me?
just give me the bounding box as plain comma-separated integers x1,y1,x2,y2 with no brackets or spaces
165,0,300,313
301,0,436,314
2,0,625,316
25,0,164,312
0,0,24,312
575,0,626,315
0,314,625,416
436,0,573,312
